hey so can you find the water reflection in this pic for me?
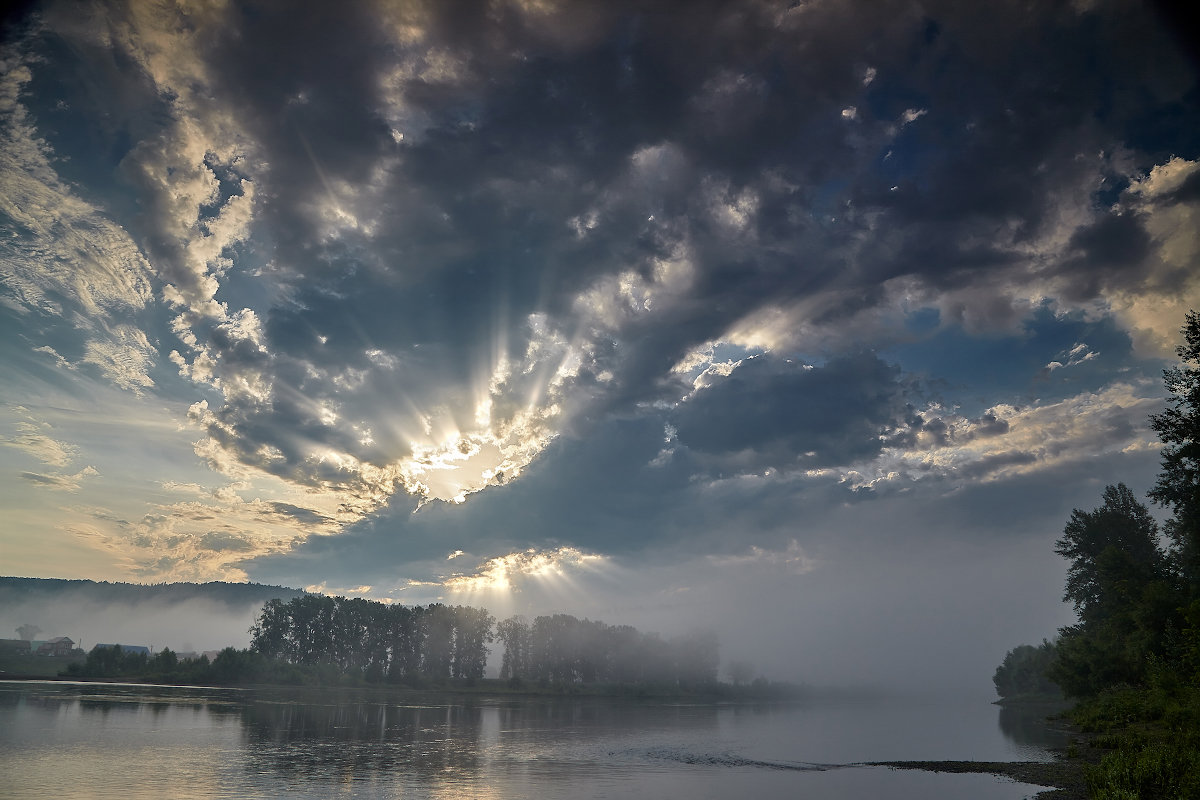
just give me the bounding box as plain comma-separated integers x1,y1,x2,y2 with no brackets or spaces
996,701,1072,754
235,695,732,786
241,699,486,783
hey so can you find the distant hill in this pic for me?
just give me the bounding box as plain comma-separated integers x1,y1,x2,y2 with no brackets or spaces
0,577,306,612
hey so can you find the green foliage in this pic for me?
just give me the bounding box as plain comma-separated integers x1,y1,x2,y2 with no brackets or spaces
64,644,307,685
1047,484,1177,697
1054,483,1164,622
1030,312,1200,704
996,312,1200,797
1084,731,1200,800
66,645,150,678
1063,684,1200,798
993,640,1060,699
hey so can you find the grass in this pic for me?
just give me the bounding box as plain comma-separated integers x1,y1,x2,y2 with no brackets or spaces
1067,685,1200,799
0,652,85,678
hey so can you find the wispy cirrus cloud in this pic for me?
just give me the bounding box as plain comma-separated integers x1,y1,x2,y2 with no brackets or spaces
20,465,98,491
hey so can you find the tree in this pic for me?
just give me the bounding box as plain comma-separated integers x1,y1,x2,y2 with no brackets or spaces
726,660,755,687
496,616,531,681
1049,484,1173,696
1055,483,1164,622
993,641,1059,699
1149,310,1200,589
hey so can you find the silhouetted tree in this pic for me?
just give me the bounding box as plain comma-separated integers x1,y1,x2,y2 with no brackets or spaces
496,616,531,680
1055,483,1165,622
993,640,1059,699
1049,484,1172,696
1150,310,1200,590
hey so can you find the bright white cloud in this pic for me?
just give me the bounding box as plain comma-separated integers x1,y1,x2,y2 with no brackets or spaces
0,53,156,389
840,382,1160,489
5,421,77,467
1106,157,1200,356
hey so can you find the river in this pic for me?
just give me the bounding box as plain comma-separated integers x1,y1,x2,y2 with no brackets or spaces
0,681,1068,799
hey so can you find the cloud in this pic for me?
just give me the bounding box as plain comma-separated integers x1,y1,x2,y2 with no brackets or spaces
0,0,1193,603
20,465,98,491
5,421,77,467
839,382,1161,490
0,47,156,390
1100,158,1200,355
672,353,918,473
707,540,817,576
442,546,609,593
1044,342,1098,373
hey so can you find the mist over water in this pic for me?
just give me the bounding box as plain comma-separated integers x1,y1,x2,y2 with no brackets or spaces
1,595,262,653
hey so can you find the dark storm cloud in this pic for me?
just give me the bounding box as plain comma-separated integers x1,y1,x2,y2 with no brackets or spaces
673,353,918,471
1,0,1193,589
91,0,1187,494
247,392,1163,599
189,2,1129,335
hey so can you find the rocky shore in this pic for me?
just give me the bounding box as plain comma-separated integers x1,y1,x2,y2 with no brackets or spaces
869,758,1089,799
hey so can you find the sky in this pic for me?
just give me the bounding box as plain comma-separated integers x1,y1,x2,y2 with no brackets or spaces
1,0,1198,691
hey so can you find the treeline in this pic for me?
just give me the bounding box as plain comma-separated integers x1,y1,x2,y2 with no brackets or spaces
244,595,719,689
495,614,718,687
64,644,291,684
61,599,730,693
995,312,1200,798
996,313,1200,700
249,596,495,683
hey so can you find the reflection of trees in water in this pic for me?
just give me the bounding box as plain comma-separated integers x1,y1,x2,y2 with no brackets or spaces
237,696,725,785
26,684,245,718
240,700,485,782
491,696,723,738
997,703,1071,749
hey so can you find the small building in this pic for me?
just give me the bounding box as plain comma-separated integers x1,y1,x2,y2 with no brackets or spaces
33,637,75,657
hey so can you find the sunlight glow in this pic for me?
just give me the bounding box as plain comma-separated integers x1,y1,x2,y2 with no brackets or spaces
442,547,610,593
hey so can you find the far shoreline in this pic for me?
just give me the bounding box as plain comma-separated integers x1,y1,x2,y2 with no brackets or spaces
0,673,815,702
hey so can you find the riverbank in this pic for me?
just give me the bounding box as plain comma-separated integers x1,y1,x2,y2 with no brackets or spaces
872,700,1095,800
880,685,1200,800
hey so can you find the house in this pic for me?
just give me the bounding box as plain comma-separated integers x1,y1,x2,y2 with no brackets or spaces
0,638,32,656
33,636,75,656
92,643,150,656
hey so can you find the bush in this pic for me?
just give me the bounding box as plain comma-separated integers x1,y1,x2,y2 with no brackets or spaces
1085,737,1200,800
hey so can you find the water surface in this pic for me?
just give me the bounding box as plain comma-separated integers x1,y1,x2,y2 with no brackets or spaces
0,681,1067,799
